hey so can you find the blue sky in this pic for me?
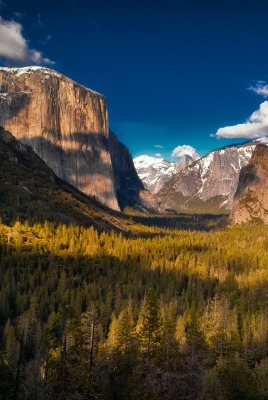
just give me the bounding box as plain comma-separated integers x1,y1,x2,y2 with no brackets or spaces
1,0,268,160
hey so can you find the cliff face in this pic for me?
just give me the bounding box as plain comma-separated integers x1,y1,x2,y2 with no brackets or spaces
0,66,121,210
231,144,268,224
109,131,160,212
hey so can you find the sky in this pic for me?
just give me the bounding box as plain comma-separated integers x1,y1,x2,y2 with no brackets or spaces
1,0,268,161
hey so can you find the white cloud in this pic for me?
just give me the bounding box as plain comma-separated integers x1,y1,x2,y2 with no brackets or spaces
155,153,162,157
216,101,268,139
154,144,164,148
249,82,268,98
172,144,200,160
0,16,54,65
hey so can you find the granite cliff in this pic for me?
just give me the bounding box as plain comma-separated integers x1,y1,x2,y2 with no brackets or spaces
0,66,157,212
231,144,268,224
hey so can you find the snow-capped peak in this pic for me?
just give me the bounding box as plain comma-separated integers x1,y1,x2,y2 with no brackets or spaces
134,154,195,194
134,155,173,169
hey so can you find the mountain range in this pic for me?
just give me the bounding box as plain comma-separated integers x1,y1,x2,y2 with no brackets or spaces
135,139,268,214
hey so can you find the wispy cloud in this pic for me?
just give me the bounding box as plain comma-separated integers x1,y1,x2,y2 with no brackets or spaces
154,144,164,148
172,144,200,160
0,16,54,65
92,20,107,39
14,11,24,18
36,13,44,28
216,101,268,139
249,81,268,98
155,153,162,157
38,34,52,45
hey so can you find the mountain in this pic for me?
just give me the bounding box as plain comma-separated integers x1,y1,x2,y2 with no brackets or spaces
0,126,137,232
0,66,158,212
157,141,263,214
231,144,268,224
133,154,195,194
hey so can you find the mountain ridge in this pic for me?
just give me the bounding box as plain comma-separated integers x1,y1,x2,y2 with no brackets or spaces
157,140,267,213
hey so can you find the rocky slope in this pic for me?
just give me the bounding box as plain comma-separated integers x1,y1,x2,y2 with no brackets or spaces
134,154,195,194
157,142,262,213
231,144,268,224
0,126,137,232
0,66,157,212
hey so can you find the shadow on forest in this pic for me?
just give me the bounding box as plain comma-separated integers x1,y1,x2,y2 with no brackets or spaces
1,242,218,325
129,212,229,232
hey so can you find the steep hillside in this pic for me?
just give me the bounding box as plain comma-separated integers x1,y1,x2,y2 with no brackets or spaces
231,144,268,224
0,66,158,212
0,127,135,233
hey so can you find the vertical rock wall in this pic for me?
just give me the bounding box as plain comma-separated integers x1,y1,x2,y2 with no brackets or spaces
0,67,119,210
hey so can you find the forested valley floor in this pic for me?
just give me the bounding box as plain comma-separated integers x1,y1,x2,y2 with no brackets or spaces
1,215,268,399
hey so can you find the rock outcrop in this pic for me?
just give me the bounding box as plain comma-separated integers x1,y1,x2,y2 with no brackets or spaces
231,144,268,224
0,66,158,212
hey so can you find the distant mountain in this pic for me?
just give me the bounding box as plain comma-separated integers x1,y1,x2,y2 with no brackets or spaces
231,144,268,224
0,66,158,213
134,154,195,194
0,126,136,233
157,141,267,214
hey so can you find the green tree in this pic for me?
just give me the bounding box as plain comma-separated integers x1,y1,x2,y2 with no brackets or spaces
201,354,257,400
136,289,161,356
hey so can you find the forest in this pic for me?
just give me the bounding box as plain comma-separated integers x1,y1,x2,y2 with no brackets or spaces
1,216,268,399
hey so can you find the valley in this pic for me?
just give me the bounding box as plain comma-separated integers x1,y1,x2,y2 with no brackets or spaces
1,66,268,400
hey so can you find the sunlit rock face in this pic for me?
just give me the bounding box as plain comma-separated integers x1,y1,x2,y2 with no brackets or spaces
0,66,118,209
231,144,268,224
0,69,113,211
0,66,159,212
